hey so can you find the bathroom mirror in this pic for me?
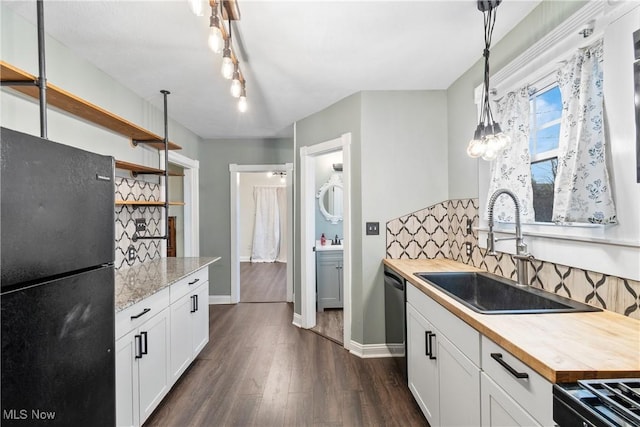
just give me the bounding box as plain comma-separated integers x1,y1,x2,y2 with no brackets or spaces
317,174,343,224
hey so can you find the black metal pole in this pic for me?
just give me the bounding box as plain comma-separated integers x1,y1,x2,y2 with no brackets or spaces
36,0,47,138
161,90,170,241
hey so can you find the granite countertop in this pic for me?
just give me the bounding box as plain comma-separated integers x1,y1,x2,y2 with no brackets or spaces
115,257,220,312
384,258,640,383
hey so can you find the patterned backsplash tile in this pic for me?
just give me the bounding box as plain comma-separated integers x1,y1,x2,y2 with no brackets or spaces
386,198,640,320
114,177,162,269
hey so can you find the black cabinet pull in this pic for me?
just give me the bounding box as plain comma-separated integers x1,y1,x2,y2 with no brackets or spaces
195,294,199,311
188,278,200,285
491,353,528,379
427,332,437,360
135,334,142,359
141,331,148,356
425,331,436,359
130,308,151,320
190,295,197,313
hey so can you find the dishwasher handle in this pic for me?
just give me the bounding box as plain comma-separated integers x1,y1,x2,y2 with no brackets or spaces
384,270,405,291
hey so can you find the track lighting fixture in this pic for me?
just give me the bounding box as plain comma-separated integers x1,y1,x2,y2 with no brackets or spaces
466,0,511,161
207,2,223,53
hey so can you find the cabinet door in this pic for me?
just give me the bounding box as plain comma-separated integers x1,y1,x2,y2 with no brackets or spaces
138,308,171,425
316,253,343,310
116,330,139,427
192,282,210,355
406,304,439,426
481,373,541,427
437,333,481,427
170,292,193,382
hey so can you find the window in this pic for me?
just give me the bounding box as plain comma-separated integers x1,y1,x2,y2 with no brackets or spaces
529,83,562,223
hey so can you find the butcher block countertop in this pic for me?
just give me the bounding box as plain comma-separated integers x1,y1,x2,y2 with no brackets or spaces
115,257,220,312
383,258,640,383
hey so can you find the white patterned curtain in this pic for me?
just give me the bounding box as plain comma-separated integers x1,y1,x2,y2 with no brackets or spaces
486,87,535,222
553,39,616,224
251,186,281,262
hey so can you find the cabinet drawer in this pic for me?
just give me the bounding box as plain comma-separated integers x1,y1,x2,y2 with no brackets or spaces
169,268,209,303
407,285,480,366
116,287,170,339
481,336,553,426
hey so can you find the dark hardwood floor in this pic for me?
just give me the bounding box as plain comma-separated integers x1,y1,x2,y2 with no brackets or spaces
144,302,427,427
241,262,287,302
312,308,344,345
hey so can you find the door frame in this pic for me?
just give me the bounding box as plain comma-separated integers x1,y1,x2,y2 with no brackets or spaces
300,133,351,350
167,151,199,256
229,163,294,304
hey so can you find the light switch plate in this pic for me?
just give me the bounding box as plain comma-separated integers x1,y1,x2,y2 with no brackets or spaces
366,222,379,235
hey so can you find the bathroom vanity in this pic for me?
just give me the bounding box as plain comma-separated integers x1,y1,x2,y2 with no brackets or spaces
315,243,343,311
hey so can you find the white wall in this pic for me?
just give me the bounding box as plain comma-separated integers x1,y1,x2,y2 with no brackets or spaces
238,172,285,261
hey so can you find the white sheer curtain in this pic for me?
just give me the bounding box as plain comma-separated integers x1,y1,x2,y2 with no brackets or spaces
486,87,535,222
251,186,287,262
553,38,617,224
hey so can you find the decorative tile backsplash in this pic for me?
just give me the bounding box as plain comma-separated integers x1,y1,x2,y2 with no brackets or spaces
114,177,162,269
386,198,640,320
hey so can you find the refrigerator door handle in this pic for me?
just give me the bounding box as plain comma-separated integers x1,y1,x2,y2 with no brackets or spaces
140,331,148,356
134,334,143,359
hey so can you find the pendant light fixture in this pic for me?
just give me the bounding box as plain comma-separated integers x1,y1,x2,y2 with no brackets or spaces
208,1,223,53
467,0,511,161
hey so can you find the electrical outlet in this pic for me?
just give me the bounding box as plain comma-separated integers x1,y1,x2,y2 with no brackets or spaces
366,222,379,236
465,242,473,256
135,218,146,232
127,245,137,262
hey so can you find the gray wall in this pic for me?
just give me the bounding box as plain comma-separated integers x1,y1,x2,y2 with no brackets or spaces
295,90,448,345
446,1,588,199
199,138,293,295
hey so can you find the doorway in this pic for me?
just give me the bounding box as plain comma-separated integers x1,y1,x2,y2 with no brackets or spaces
229,164,294,304
166,151,199,257
300,133,351,351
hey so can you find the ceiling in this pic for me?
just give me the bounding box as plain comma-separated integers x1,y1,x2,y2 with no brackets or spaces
5,0,541,140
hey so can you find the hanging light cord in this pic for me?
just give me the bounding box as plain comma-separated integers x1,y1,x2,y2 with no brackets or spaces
481,5,497,127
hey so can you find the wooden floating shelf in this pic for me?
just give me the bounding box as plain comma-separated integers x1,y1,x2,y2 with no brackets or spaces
115,160,184,177
0,61,182,151
115,200,186,206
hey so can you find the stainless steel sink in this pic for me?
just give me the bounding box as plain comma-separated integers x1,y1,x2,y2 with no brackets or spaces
414,272,601,314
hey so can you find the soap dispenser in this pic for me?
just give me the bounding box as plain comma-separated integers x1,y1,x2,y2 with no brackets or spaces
320,233,326,246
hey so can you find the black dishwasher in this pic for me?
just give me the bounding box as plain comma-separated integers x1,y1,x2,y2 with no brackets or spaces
384,266,407,381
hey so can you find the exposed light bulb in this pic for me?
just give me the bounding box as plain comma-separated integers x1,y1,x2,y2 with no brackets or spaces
208,27,223,53
221,57,234,80
230,70,242,98
466,125,485,158
188,0,204,16
238,95,248,113
266,171,273,178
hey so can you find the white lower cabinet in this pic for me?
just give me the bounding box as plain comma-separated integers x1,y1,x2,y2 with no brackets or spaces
116,267,210,427
405,282,552,427
170,280,209,381
116,306,170,427
407,286,481,427
481,373,541,427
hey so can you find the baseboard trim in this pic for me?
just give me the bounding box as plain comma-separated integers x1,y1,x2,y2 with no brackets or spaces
209,295,233,305
239,256,251,262
292,312,303,328
349,341,405,358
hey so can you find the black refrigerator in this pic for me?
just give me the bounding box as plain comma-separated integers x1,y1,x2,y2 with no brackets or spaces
1,127,116,426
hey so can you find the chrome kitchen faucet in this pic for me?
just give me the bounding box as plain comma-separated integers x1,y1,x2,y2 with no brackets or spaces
486,189,535,287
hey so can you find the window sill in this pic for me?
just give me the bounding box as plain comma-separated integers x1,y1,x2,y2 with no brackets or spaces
476,224,639,249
